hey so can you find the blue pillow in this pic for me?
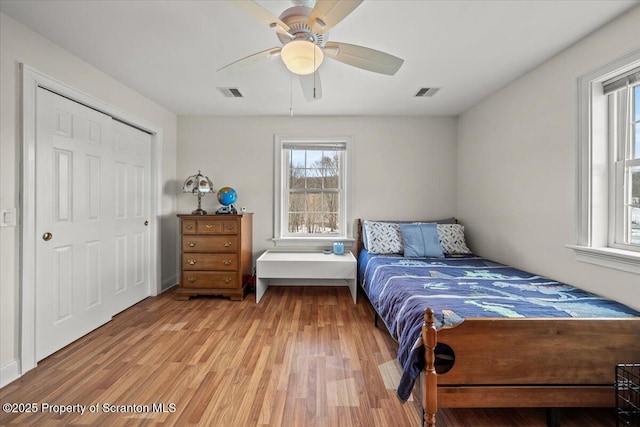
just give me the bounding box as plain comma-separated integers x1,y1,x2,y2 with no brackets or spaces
399,223,444,258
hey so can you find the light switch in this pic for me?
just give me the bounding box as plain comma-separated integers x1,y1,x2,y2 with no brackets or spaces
1,208,17,227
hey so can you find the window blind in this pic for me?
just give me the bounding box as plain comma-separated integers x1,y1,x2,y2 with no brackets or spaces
283,141,346,151
603,67,640,94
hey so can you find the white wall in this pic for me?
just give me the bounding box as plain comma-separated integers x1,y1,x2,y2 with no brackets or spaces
0,12,179,385
457,7,640,310
177,116,458,256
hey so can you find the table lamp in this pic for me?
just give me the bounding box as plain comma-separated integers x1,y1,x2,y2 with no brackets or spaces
182,170,214,215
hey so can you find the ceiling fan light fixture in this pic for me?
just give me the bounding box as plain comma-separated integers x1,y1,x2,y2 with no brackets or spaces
281,39,323,75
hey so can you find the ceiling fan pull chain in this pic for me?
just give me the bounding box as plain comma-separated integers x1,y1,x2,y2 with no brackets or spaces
313,44,317,99
290,73,294,116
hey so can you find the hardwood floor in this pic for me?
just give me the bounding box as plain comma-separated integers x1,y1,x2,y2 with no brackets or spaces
0,286,617,426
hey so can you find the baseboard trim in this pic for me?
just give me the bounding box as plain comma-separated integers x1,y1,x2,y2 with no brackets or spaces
1,359,21,388
161,275,178,292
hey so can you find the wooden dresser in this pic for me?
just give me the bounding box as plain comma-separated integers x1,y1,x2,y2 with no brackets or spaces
176,213,253,301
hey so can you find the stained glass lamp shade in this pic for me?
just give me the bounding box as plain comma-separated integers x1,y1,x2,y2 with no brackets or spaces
182,170,214,215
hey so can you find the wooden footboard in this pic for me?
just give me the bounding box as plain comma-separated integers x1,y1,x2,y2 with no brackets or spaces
421,309,640,427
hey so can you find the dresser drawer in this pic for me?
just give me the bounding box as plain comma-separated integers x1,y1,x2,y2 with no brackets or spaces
182,236,238,252
181,272,238,289
220,219,239,234
182,253,238,271
196,219,223,234
182,219,196,234
193,218,240,234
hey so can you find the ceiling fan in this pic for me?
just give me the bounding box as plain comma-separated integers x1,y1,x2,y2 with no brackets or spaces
218,0,404,101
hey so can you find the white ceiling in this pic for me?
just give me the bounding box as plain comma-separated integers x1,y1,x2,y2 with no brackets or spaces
1,0,638,116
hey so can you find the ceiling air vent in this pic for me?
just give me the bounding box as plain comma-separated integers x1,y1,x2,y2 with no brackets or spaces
218,87,244,98
415,87,440,97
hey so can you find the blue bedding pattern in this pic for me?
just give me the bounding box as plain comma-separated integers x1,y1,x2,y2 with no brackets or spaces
358,250,640,402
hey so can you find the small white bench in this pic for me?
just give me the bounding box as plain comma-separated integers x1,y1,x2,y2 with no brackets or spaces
256,250,357,303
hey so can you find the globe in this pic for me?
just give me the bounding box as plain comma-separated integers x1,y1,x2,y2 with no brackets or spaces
217,187,237,206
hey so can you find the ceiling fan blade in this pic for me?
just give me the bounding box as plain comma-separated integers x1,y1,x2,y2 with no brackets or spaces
300,72,322,102
323,41,404,75
231,0,291,36
217,47,282,73
307,0,363,34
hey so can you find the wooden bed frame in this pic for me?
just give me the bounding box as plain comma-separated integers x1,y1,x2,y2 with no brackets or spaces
354,219,640,427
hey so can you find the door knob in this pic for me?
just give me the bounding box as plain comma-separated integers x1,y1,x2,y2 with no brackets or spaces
42,232,53,241
144,220,149,226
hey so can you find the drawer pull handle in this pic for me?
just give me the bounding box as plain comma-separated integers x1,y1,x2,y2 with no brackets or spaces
188,241,196,247
187,276,197,283
224,278,232,284
185,224,193,230
223,241,232,247
188,259,197,265
205,224,213,229
226,225,234,230
223,260,232,265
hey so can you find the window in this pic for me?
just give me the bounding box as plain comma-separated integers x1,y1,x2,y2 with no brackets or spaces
609,77,640,248
274,135,352,245
571,50,640,274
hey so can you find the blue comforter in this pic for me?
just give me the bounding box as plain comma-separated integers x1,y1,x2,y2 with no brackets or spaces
358,250,640,401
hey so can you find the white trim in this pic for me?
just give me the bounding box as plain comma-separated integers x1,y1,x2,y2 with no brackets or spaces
0,359,21,388
575,48,640,245
273,134,353,247
162,275,179,292
572,49,640,272
271,237,356,248
19,64,163,376
566,244,640,274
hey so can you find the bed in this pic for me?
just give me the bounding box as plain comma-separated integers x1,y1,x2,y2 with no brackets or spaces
355,218,640,427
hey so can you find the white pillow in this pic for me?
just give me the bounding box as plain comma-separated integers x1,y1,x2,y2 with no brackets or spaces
437,224,471,254
363,220,403,254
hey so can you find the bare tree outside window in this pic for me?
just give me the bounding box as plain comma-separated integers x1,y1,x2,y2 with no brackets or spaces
275,135,350,242
288,149,341,235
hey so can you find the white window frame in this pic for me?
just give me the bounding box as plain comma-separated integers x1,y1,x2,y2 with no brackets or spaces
568,49,640,274
273,135,353,248
610,82,640,251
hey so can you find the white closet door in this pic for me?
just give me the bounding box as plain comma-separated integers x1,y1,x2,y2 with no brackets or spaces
35,88,115,360
111,121,152,314
34,88,152,361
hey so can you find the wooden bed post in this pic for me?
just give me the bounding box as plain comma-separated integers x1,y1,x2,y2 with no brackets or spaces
423,308,437,427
